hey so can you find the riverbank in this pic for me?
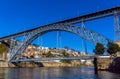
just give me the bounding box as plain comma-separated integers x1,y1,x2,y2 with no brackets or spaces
8,60,84,67
0,60,94,67
0,58,113,72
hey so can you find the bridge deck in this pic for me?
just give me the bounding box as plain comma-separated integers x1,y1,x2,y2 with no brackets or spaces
10,56,110,62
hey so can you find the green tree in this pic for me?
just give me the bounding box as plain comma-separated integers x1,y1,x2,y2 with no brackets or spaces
93,43,105,55
46,51,53,57
60,51,71,63
62,50,69,57
0,43,7,55
107,42,120,56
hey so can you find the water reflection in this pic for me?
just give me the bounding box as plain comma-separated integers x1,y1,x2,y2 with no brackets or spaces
0,68,7,79
98,71,120,79
0,67,119,79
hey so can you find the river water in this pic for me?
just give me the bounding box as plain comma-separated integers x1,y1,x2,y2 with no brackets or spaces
0,67,120,79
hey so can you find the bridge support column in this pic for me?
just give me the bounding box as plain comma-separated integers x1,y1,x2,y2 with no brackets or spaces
93,57,98,74
114,11,120,40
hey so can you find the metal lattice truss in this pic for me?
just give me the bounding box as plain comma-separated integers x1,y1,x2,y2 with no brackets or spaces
114,11,120,40
9,23,111,62
1,6,119,62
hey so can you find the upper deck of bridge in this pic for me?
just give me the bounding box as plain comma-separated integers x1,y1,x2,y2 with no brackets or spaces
0,6,120,41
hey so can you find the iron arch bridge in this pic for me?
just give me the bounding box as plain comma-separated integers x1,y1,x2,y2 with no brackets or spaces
8,23,111,62
0,6,120,62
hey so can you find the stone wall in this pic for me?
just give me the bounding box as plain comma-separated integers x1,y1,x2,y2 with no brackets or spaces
0,58,113,69
42,60,81,67
97,58,112,70
0,61,8,67
6,60,81,67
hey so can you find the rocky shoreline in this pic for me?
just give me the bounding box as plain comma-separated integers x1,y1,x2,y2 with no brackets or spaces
108,57,120,73
7,60,85,67
1,58,120,74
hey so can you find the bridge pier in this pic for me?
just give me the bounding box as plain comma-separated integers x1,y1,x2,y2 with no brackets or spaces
93,57,98,74
8,62,22,67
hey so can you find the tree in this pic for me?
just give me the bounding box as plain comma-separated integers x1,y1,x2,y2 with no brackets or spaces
107,42,120,56
61,50,69,57
60,51,71,63
93,43,105,55
0,43,7,55
46,51,53,57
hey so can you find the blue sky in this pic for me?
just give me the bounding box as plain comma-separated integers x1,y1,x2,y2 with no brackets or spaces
0,0,120,54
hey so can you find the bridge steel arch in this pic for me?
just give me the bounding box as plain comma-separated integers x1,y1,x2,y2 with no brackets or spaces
9,23,111,62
